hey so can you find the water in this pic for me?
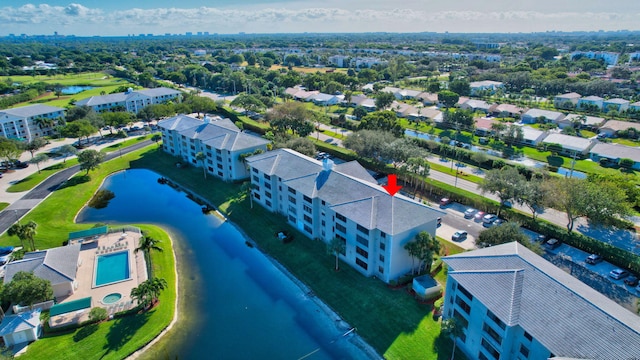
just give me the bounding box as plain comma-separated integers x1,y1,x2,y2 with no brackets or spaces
557,167,587,179
77,169,370,360
61,85,95,94
95,251,130,286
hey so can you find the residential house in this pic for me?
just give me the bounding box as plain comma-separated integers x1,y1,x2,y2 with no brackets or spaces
542,133,594,156
0,104,65,142
442,242,640,360
469,80,504,96
158,115,269,181
474,118,498,136
310,93,341,106
598,120,640,137
489,104,525,118
519,126,547,146
578,95,604,111
560,114,605,129
603,98,630,113
0,309,42,346
3,244,81,299
76,87,182,114
416,108,443,123
328,55,349,68
590,142,640,170
284,87,319,102
350,94,376,112
520,109,564,124
382,87,422,100
630,101,640,112
417,92,438,106
553,92,581,109
459,99,491,114
246,149,445,283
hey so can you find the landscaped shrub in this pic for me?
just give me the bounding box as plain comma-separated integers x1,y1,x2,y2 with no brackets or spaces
88,307,107,323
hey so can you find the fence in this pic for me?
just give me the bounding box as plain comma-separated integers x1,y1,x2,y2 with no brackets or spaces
13,300,55,314
107,225,142,235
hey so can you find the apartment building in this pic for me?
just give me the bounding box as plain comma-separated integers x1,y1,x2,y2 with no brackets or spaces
76,87,182,114
158,114,269,181
0,104,65,142
246,149,444,283
442,242,640,360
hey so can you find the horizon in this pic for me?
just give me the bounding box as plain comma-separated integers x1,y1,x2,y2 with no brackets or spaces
2,1,640,37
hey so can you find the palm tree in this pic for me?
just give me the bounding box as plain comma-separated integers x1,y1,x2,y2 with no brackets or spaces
441,317,464,360
7,223,26,250
327,237,346,271
195,152,207,179
131,281,152,308
135,236,163,254
148,277,168,304
33,117,54,131
7,221,38,251
404,240,420,274
151,134,162,147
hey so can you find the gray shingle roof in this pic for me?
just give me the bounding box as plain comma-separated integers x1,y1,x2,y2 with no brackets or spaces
136,87,181,97
247,149,444,234
1,104,65,117
76,93,127,107
591,142,640,162
444,242,640,359
158,114,202,132
4,244,80,286
542,133,593,152
523,108,564,120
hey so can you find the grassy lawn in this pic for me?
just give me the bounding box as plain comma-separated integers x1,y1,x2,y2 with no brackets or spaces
1,72,114,86
7,160,78,193
19,83,135,108
427,160,483,184
0,203,8,211
128,149,463,360
100,135,151,154
0,146,176,360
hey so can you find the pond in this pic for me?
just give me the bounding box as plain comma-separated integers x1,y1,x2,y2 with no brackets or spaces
61,85,95,94
76,169,372,360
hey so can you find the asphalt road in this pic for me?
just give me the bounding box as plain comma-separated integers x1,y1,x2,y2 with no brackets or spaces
0,140,153,236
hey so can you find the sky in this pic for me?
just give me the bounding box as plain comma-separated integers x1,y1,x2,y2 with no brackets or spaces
1,1,640,37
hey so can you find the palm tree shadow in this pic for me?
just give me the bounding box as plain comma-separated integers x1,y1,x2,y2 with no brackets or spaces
73,323,98,342
56,175,91,190
99,310,152,359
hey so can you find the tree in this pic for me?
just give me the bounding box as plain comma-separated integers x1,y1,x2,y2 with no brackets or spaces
374,91,395,110
135,236,163,254
151,134,162,147
478,167,527,216
0,140,22,163
184,95,217,117
267,102,314,137
441,317,464,360
327,237,346,271
131,277,167,309
102,112,132,132
77,149,105,175
1,271,53,306
88,307,108,322
29,153,48,173
276,137,316,157
25,137,47,158
66,105,92,122
7,221,37,251
195,152,207,179
519,177,548,220
471,151,489,169
437,90,459,108
405,231,440,274
344,130,396,160
477,222,541,253
449,79,470,96
503,124,524,146
56,144,77,163
230,93,266,113
353,106,367,120
60,120,97,145
358,111,403,137
404,240,420,275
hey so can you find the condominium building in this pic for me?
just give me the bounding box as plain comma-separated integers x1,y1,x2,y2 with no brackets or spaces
76,87,182,114
158,114,269,181
442,242,640,360
246,149,444,283
0,104,65,142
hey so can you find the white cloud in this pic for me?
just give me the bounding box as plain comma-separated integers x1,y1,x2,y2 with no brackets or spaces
0,3,638,35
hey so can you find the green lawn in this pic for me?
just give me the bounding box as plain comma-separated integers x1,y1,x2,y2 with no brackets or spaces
19,83,135,108
0,203,8,211
100,135,151,154
128,149,464,360
1,72,114,86
0,147,176,360
7,160,78,193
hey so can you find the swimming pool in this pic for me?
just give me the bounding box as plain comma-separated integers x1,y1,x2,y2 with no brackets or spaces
95,251,130,287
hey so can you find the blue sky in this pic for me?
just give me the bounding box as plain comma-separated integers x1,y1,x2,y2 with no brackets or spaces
1,1,639,36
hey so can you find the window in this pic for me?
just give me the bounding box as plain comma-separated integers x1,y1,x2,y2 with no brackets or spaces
303,195,312,203
380,242,385,251
356,235,368,247
253,193,261,200
304,225,312,234
288,206,297,215
303,204,312,213
380,232,386,238
252,175,259,182
478,353,489,360
252,168,258,173
356,224,369,235
288,187,296,194
321,200,326,206
251,183,259,190
321,220,326,226
483,323,503,346
264,174,271,180
519,345,529,358
455,296,471,315
265,192,272,199
487,310,506,330
480,339,500,360
335,223,346,233
523,331,532,341
457,283,474,301
378,266,384,274
356,247,368,258
217,171,223,177
288,196,296,204
288,215,296,223
265,200,272,207
453,309,469,328
265,183,271,190
217,164,223,169
335,213,346,222
355,258,368,270
379,254,384,262
303,214,313,224
216,156,222,162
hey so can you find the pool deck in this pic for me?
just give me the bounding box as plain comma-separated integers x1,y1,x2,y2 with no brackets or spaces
49,231,148,327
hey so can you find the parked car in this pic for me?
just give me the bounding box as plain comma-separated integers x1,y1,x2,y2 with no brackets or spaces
463,208,477,219
585,254,603,265
482,214,498,226
609,269,629,280
439,198,450,208
452,230,468,241
536,234,548,242
473,211,486,222
491,219,506,227
544,238,561,250
624,276,639,286
13,161,28,169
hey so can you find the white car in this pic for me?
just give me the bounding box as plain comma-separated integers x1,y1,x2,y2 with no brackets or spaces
463,208,477,219
482,214,498,225
452,230,468,241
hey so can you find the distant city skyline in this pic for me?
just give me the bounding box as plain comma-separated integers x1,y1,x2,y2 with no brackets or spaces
1,1,640,37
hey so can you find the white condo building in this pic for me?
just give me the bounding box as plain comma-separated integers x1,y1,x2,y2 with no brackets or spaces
246,149,444,283
442,242,640,360
0,104,65,142
76,87,182,114
158,114,269,181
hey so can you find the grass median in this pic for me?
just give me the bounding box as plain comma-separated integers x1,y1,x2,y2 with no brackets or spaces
7,160,78,193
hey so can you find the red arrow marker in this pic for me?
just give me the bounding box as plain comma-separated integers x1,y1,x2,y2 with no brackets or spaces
382,174,402,196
